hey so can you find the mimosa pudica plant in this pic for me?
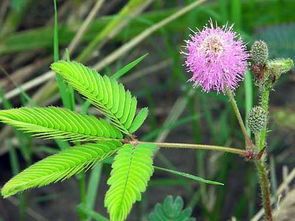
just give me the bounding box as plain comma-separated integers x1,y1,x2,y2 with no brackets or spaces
0,20,294,221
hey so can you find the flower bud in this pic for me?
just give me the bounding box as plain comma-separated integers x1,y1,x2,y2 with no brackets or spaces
250,41,269,65
267,58,294,76
264,58,294,86
247,106,267,133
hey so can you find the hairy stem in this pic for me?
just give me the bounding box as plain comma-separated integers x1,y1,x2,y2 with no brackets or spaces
254,86,273,220
255,160,273,221
226,88,254,148
259,88,270,150
137,141,247,156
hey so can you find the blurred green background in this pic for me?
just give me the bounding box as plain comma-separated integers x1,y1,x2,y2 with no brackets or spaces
0,0,294,220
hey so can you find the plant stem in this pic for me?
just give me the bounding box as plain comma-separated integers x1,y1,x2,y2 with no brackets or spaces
226,88,254,147
137,141,247,156
255,160,273,221
258,87,270,150
254,86,273,220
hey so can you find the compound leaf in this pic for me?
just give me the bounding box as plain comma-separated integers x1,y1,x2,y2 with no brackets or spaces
51,61,147,135
105,143,156,221
0,107,122,142
1,141,122,198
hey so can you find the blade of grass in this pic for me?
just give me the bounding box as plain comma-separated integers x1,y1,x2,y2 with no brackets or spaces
231,0,241,29
65,0,105,58
53,0,73,110
93,0,206,70
77,0,152,62
0,73,34,163
111,54,148,80
0,0,32,37
2,0,295,56
7,140,20,176
0,67,36,107
189,95,206,204
6,138,27,221
84,163,102,221
218,0,228,23
77,205,109,221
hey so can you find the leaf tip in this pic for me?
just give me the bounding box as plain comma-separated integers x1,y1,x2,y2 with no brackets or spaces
1,184,14,198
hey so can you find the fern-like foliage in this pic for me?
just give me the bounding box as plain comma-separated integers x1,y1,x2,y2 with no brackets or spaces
1,141,122,198
51,61,148,135
0,107,122,142
105,143,156,221
149,195,195,221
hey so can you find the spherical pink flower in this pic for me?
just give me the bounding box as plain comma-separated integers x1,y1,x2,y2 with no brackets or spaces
182,21,249,93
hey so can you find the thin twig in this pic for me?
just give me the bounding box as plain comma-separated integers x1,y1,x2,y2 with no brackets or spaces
138,141,247,156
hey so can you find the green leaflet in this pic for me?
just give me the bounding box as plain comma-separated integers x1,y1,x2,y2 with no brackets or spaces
129,107,149,133
0,107,122,142
148,195,195,221
105,143,156,221
1,141,122,198
51,61,148,135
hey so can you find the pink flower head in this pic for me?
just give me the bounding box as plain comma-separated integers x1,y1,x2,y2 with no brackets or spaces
182,20,249,93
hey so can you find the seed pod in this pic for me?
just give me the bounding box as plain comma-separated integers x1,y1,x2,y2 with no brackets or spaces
250,41,269,66
247,106,268,133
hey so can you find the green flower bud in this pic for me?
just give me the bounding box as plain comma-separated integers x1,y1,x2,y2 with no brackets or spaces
250,41,269,65
267,58,294,76
247,106,268,133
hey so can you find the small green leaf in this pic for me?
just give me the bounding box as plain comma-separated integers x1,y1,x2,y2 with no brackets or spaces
154,166,224,186
149,195,195,221
129,107,149,133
